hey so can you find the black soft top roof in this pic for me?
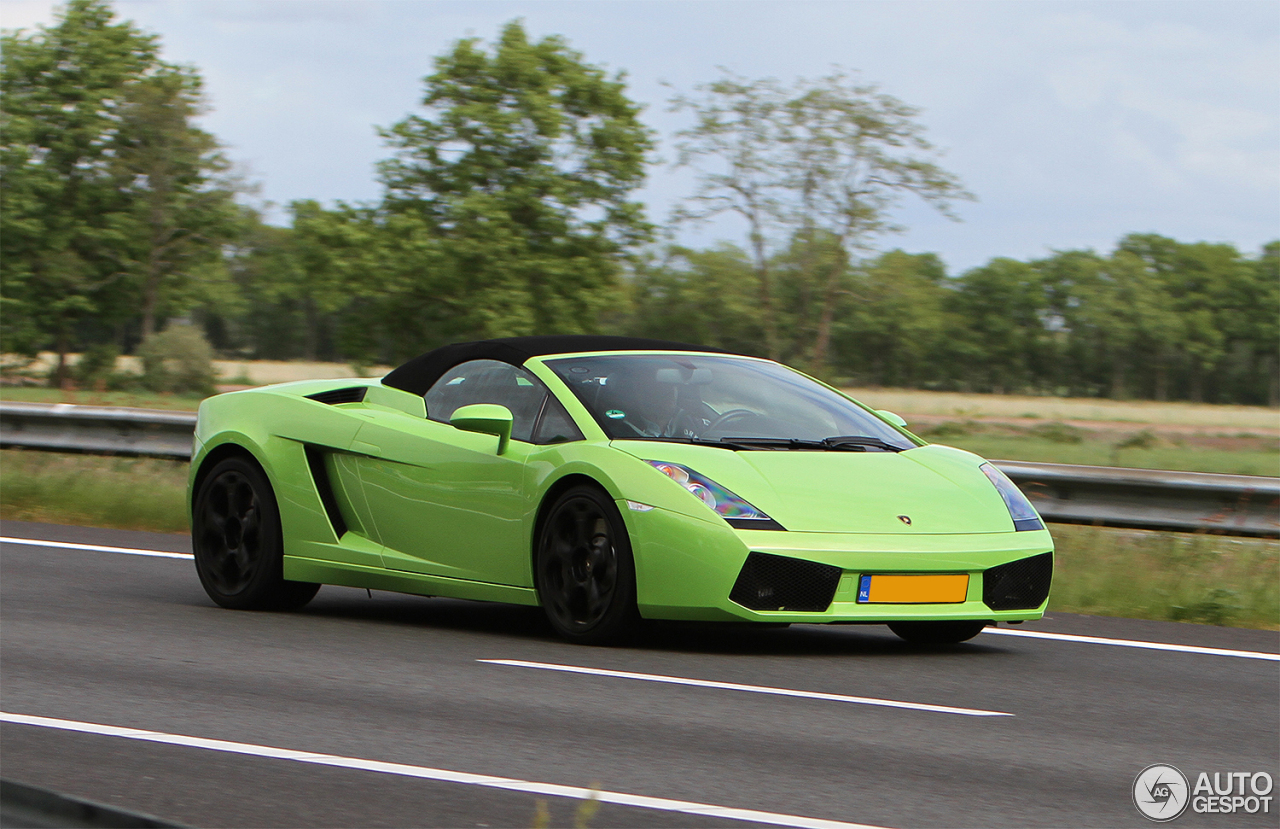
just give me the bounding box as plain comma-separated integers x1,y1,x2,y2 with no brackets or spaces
382,335,729,396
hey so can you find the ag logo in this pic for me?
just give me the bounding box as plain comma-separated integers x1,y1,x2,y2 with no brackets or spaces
1134,764,1190,821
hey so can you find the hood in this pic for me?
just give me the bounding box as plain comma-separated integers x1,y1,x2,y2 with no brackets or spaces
614,441,1017,534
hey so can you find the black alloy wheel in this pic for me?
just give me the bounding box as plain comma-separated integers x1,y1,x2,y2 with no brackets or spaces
535,485,639,644
192,455,319,611
887,620,989,645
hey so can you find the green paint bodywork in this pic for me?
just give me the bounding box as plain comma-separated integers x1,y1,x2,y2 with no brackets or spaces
189,351,1053,624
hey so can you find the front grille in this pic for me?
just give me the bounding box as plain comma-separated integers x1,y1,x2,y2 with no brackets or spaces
729,552,841,612
983,553,1053,610
306,387,368,405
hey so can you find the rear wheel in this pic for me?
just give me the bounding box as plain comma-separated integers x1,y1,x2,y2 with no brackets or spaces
192,455,319,611
535,485,639,645
888,620,988,644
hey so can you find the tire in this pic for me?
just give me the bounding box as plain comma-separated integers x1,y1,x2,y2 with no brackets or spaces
888,620,988,645
192,454,320,611
534,485,639,645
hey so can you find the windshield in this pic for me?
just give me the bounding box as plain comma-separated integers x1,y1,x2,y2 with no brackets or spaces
545,354,916,450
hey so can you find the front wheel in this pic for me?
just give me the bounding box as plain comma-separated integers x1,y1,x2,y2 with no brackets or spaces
535,485,639,645
888,620,988,644
192,455,319,611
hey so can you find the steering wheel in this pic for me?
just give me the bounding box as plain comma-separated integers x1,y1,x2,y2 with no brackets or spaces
702,408,758,435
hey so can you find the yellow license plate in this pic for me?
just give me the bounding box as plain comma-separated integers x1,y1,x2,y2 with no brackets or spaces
856,574,969,604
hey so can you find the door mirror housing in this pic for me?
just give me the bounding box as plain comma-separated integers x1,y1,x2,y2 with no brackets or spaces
450,404,513,454
875,409,908,429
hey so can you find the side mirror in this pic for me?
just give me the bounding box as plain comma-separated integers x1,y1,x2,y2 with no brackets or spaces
450,404,513,454
875,409,908,429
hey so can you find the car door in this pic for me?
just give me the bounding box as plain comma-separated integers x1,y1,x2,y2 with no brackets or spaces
351,359,571,586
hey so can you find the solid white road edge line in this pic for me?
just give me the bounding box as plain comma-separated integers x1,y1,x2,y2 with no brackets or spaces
982,628,1280,662
479,659,1013,717
0,536,192,560
0,712,889,829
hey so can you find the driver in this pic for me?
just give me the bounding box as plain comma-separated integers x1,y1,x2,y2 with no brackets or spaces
591,362,713,439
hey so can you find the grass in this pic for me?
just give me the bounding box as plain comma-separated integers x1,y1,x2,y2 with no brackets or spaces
2,449,1276,630
0,449,189,533
907,417,1278,476
1049,524,1279,630
933,433,1279,476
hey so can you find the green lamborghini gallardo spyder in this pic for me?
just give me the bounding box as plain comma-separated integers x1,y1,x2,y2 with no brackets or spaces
189,336,1053,644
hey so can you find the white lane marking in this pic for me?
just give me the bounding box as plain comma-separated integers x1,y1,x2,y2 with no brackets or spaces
0,712,888,829
479,659,1012,717
0,536,192,560
982,628,1280,662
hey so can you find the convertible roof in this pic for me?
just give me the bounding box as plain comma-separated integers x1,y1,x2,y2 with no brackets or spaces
381,335,729,396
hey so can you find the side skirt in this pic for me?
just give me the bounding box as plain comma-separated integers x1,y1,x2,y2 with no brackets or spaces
284,556,540,607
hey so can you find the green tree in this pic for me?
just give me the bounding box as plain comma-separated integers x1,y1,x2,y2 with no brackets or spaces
627,243,763,353
369,20,654,351
1,0,158,383
1,0,243,381
111,64,243,339
1035,248,1109,396
670,75,788,358
1248,242,1280,406
779,73,972,373
946,258,1049,394
830,250,950,387
671,71,971,372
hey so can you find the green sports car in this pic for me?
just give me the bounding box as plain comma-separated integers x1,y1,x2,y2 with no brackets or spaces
189,336,1053,644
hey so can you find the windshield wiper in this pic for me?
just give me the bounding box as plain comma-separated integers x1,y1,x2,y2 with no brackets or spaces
717,436,908,452
640,436,756,451
822,435,908,452
718,437,830,450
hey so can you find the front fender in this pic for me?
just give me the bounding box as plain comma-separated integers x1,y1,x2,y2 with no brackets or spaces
524,441,728,527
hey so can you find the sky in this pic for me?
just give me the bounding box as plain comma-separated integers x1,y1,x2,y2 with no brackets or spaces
4,0,1278,274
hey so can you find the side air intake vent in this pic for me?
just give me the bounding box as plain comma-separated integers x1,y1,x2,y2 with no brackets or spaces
983,552,1053,610
303,445,347,538
729,552,841,612
306,387,367,405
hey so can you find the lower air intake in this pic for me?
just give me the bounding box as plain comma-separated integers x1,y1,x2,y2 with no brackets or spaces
729,552,841,612
983,552,1053,610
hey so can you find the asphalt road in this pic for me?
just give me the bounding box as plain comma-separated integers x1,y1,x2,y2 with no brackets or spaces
2,520,1277,829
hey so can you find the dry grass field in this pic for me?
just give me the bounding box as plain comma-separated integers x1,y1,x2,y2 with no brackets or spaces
847,386,1279,432
5,355,1275,424
4,357,1277,474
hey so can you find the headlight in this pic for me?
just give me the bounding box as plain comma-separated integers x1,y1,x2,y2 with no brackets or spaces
646,461,781,529
980,463,1045,531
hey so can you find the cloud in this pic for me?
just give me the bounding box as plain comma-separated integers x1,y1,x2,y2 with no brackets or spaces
0,1,58,32
4,0,1277,271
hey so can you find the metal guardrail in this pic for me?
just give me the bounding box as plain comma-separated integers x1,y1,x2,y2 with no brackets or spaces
1,401,1277,537
997,460,1278,538
0,401,196,459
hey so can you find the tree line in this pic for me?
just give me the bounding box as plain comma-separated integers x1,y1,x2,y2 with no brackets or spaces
3,1,1276,405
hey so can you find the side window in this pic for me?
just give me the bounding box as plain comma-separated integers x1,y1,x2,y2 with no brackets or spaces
532,395,585,445
424,360,548,444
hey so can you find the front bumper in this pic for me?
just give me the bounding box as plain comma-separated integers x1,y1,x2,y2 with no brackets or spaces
622,504,1053,624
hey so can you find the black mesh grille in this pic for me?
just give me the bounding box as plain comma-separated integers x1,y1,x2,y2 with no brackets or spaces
307,387,367,405
729,552,842,612
983,553,1053,610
